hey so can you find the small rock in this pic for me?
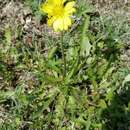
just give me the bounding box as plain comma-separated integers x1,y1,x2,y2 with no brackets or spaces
25,16,32,24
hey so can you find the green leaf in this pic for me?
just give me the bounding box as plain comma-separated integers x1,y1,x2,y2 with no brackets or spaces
77,0,95,18
0,91,15,103
48,46,57,59
80,16,91,57
99,99,107,109
4,25,12,45
86,117,91,130
80,36,91,57
122,74,130,86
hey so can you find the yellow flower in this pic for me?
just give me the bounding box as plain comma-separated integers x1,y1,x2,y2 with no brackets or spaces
41,0,76,32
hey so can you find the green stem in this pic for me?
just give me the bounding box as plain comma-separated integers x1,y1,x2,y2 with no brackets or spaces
61,32,66,78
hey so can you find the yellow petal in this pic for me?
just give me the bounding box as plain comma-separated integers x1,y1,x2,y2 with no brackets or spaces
52,0,65,5
47,16,56,26
63,17,72,30
53,18,64,31
41,3,53,15
52,16,72,31
47,0,66,5
64,1,76,15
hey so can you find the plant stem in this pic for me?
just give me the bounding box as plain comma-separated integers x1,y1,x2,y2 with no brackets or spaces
61,32,66,78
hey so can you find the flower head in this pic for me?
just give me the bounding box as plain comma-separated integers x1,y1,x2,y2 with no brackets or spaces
41,0,76,32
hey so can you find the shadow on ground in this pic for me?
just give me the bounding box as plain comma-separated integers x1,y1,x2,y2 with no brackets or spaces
102,85,130,130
